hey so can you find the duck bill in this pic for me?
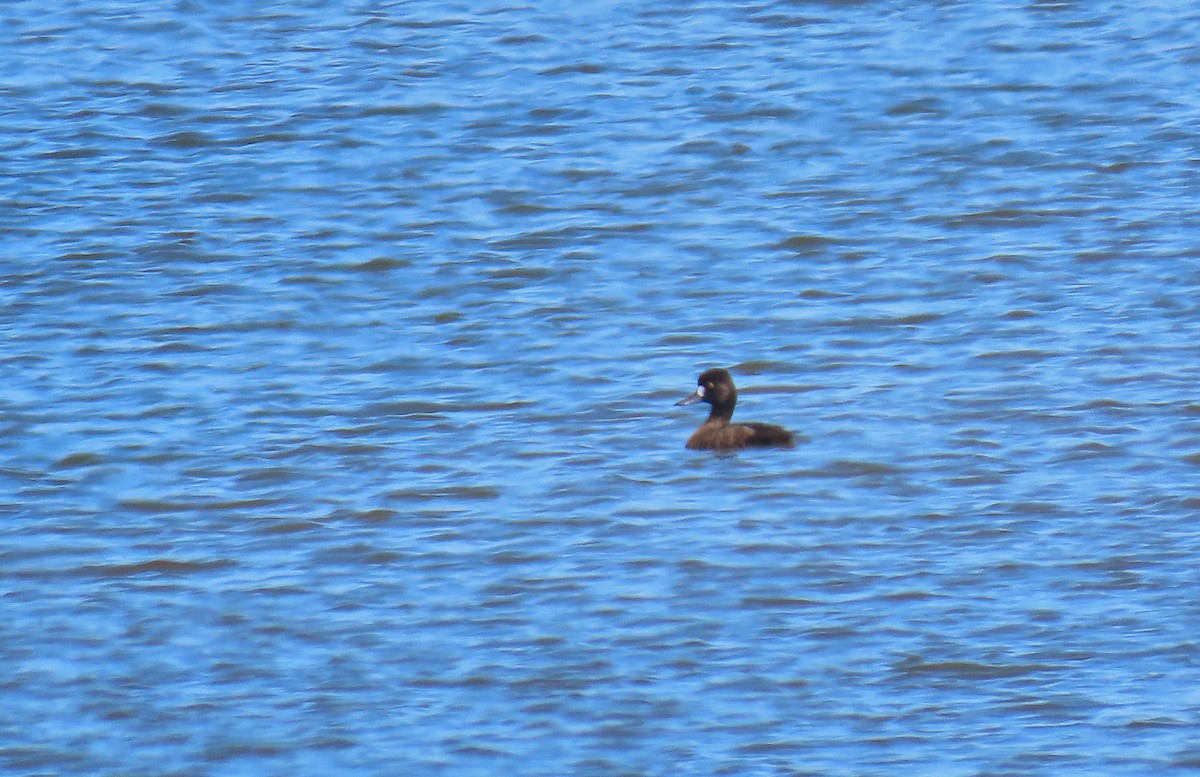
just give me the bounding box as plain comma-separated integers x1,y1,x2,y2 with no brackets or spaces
675,390,704,406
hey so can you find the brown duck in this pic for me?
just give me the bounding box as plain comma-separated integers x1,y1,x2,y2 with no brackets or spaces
675,368,795,450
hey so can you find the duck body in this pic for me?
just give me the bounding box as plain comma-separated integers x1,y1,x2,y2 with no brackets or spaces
675,368,795,451
684,418,796,450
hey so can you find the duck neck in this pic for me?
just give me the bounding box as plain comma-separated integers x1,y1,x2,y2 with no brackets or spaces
707,401,735,424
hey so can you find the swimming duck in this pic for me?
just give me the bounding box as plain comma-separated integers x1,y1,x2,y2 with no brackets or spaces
675,368,795,450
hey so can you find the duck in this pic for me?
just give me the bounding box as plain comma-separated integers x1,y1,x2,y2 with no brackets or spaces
675,368,795,450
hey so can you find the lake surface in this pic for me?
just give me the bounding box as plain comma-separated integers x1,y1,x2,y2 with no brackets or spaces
4,1,1200,774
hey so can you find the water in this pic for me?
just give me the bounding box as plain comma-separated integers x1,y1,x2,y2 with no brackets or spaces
4,1,1200,774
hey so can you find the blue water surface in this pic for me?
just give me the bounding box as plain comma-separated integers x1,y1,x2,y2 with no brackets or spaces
4,1,1200,775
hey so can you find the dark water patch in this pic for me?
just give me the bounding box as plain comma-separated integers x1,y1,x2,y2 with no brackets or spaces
234,466,305,486
972,348,1059,362
236,130,303,146
80,558,237,579
539,62,606,76
818,459,905,478
37,146,106,160
357,102,451,117
384,485,502,502
820,312,947,331
497,33,547,46
149,340,211,354
886,97,946,117
152,130,217,149
740,596,820,608
798,288,850,300
254,519,325,535
774,233,838,253
492,201,560,216
1057,441,1122,461
893,655,1049,680
117,498,213,514
342,256,412,272
51,451,105,469
485,265,554,281
314,542,404,566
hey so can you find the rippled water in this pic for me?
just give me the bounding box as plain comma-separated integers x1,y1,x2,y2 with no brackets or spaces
5,1,1200,774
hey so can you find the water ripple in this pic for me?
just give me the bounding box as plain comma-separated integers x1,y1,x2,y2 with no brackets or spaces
5,0,1200,775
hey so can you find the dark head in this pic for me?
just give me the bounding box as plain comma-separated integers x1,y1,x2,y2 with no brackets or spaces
675,367,737,420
